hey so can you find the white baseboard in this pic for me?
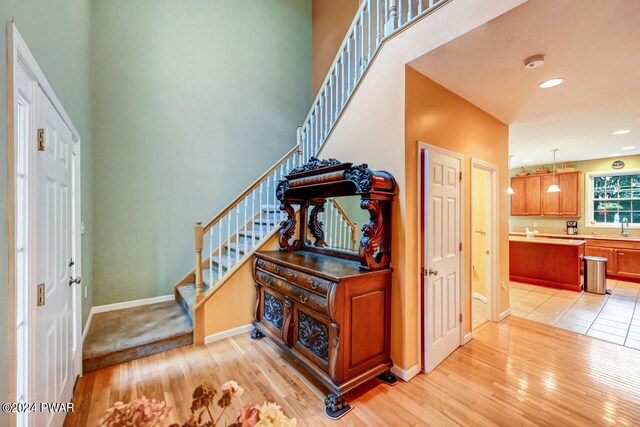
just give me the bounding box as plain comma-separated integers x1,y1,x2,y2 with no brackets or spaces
472,293,487,303
91,294,175,314
204,324,254,345
499,308,511,321
391,363,421,382
463,331,473,344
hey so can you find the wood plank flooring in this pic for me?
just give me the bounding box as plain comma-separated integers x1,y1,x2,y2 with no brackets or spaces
65,317,640,426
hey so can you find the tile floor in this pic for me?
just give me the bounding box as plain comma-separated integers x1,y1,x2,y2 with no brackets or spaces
472,297,488,330
510,279,640,350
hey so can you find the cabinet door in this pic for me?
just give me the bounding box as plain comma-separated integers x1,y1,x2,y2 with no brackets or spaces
615,249,640,279
260,287,287,338
559,172,580,216
510,177,527,216
293,305,334,374
525,175,542,215
541,174,560,215
585,246,615,274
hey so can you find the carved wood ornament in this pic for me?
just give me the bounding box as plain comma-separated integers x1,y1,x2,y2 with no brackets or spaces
276,158,395,271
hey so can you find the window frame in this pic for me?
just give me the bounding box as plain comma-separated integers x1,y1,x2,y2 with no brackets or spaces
585,169,640,229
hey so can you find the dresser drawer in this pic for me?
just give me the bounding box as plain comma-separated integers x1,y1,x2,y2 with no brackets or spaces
255,257,334,296
255,269,328,316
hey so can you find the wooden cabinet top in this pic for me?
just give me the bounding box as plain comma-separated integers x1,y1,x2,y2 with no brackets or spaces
256,250,390,281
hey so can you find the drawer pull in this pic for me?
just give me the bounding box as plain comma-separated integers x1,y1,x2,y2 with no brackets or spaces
275,266,281,274
620,252,625,256
299,295,308,304
310,280,319,290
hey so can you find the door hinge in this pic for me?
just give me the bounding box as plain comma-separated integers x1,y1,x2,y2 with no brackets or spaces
37,283,45,306
459,313,463,323
37,128,45,151
459,171,462,181
459,242,463,252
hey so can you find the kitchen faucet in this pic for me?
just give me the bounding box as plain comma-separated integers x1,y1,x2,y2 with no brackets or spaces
621,218,630,237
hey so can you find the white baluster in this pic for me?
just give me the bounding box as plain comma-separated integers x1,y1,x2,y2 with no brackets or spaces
251,189,256,247
347,36,352,95
209,228,213,285
368,1,373,60
398,0,403,26
418,0,423,14
226,214,231,274
377,0,382,47
259,182,264,239
266,176,271,232
328,73,334,127
360,10,365,73
243,197,248,255
341,50,346,108
218,223,222,280
354,22,359,82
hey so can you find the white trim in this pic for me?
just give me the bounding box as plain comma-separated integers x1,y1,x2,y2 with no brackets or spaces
417,142,465,373
499,309,511,321
470,158,500,324
90,294,175,314
463,332,473,345
391,363,421,382
204,324,254,345
7,23,82,426
472,293,487,304
584,169,640,229
82,312,93,347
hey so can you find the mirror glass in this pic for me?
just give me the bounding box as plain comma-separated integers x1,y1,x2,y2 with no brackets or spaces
306,196,369,253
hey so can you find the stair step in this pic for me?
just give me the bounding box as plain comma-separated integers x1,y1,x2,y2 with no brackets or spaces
82,300,193,373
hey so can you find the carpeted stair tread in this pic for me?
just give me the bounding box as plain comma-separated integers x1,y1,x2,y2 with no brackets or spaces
83,300,192,372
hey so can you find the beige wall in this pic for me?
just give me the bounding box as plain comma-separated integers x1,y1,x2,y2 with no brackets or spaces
510,155,640,239
312,0,360,95
405,67,511,367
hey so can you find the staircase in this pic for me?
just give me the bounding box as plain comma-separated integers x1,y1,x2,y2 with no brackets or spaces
173,0,450,345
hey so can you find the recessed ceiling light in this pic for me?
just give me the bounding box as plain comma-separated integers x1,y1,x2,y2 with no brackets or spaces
522,159,533,163
612,129,630,135
539,78,564,89
622,146,636,150
608,153,621,157
524,54,545,69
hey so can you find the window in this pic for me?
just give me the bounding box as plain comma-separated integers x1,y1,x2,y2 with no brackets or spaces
587,171,640,228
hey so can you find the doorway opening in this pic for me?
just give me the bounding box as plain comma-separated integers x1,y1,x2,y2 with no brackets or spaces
471,159,499,330
419,142,464,373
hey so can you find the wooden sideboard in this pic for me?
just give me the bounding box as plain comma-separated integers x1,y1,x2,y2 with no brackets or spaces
510,171,580,217
251,157,396,419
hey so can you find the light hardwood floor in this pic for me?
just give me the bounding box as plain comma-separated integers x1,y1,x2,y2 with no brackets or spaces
65,317,640,426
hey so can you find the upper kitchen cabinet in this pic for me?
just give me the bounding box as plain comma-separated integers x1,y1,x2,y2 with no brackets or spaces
511,171,580,217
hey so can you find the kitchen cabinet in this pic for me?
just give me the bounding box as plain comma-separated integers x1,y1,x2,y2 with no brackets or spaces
615,249,640,279
511,171,580,217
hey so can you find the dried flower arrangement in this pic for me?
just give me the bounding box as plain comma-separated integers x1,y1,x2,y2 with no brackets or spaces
98,380,296,427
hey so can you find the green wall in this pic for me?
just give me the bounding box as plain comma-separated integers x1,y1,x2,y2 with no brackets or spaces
510,154,640,237
0,0,93,422
91,0,312,305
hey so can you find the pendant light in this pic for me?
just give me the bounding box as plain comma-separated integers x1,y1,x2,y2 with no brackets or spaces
547,149,561,193
508,155,515,195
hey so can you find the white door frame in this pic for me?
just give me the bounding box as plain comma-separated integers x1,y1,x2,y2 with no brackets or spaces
470,158,500,326
417,141,464,371
7,23,83,426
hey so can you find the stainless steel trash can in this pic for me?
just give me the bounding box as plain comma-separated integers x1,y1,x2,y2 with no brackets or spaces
583,256,609,294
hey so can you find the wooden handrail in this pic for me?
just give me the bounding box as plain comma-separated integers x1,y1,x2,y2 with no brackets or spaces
202,144,301,232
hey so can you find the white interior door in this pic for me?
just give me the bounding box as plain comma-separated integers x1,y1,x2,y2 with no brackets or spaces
423,146,462,372
34,86,76,427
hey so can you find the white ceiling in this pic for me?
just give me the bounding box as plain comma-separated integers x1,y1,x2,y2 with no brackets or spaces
408,0,640,168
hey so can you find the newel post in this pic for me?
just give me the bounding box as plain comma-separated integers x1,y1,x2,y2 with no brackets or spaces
194,221,204,302
296,125,304,166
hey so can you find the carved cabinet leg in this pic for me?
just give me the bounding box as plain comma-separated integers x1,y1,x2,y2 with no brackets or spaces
324,393,352,420
376,370,399,385
250,327,265,340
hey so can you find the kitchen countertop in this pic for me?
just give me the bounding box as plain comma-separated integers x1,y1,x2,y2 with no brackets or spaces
509,231,640,243
509,236,586,246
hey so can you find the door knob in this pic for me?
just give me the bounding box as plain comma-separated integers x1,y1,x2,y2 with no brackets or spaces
69,276,82,286
423,268,438,277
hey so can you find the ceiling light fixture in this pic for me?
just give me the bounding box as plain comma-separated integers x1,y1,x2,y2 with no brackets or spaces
622,146,636,150
522,159,533,163
609,153,621,157
547,149,561,193
539,78,565,89
508,155,515,195
612,129,630,135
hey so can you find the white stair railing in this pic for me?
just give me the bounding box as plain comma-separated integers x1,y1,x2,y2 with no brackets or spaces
320,200,359,252
300,0,448,162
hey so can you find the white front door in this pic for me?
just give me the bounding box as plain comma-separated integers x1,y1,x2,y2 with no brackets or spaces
34,86,76,427
422,145,462,372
